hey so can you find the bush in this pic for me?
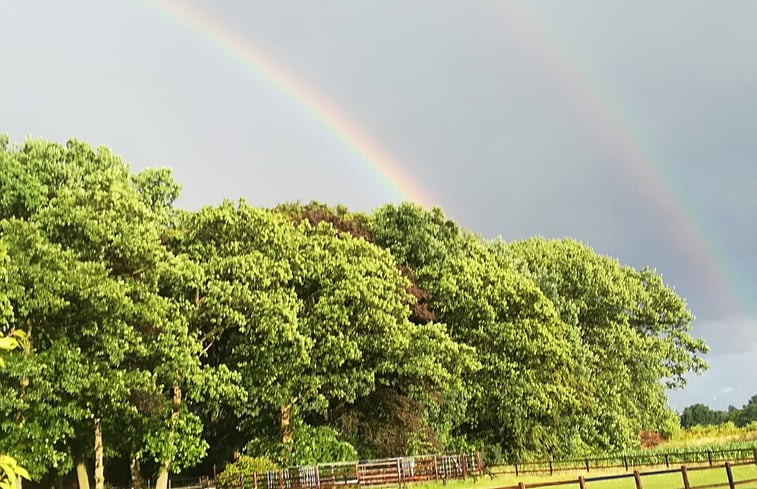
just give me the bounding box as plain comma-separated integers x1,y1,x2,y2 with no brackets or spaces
290,425,357,466
217,456,279,489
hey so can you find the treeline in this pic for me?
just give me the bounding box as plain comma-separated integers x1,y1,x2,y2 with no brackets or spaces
680,396,757,428
0,138,708,488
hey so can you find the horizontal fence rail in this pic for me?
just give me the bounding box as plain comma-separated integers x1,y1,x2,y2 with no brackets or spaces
487,446,757,477
234,453,483,489
491,460,757,489
161,446,757,489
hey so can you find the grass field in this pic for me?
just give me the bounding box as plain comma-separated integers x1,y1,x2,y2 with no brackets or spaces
411,463,757,489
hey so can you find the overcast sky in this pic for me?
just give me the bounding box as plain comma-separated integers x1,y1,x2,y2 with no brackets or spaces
2,0,755,411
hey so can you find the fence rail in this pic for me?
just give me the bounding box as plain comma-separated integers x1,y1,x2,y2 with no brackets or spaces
492,460,757,489
234,453,483,489
164,446,757,489
488,446,757,477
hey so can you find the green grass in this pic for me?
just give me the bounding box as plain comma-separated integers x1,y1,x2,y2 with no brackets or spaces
411,463,757,489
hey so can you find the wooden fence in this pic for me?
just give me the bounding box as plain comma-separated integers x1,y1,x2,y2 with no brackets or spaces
493,460,757,489
166,446,757,489
488,447,757,477
235,453,483,489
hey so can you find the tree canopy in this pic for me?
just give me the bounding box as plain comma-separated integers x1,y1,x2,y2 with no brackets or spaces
0,137,711,488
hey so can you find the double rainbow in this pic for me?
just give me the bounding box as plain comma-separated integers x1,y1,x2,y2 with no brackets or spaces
142,0,749,322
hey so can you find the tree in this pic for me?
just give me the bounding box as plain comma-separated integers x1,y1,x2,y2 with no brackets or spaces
496,238,707,451
0,239,30,489
174,201,474,463
0,139,206,489
370,204,584,459
734,396,757,427
680,403,728,428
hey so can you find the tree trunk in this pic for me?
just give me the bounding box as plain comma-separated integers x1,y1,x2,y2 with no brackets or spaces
281,401,293,461
94,418,104,489
129,453,143,489
155,383,182,489
154,462,169,489
76,458,90,489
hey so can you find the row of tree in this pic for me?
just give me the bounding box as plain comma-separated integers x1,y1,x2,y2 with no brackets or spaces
0,138,708,489
680,396,757,428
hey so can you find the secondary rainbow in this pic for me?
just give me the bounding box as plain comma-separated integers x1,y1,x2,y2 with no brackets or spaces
140,0,435,209
494,3,749,320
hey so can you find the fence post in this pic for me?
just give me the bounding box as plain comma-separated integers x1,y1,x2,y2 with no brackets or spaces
462,454,467,479
708,451,713,467
549,460,553,476
681,466,690,489
753,447,757,464
514,462,519,477
665,454,670,469
396,459,402,489
278,470,284,489
240,475,244,489
518,483,525,489
633,470,643,489
433,456,439,480
624,455,629,471
725,462,735,489
314,466,320,489
584,458,590,472
578,476,586,489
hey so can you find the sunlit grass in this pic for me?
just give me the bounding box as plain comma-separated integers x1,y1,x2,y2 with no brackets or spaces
410,463,757,489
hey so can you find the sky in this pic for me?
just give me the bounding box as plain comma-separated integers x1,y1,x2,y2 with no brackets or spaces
1,0,755,411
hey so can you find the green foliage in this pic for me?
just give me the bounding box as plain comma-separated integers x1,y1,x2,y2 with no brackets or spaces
681,404,730,428
290,424,357,466
733,396,757,427
0,327,30,489
216,456,279,489
679,396,757,431
0,455,29,489
0,137,713,484
0,138,205,480
495,238,705,453
370,205,584,460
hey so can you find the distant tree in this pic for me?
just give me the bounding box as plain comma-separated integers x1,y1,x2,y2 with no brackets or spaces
680,403,728,428
734,395,757,427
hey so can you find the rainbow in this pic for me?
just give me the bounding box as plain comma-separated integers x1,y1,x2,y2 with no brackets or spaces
141,1,749,324
139,0,435,209
493,3,749,320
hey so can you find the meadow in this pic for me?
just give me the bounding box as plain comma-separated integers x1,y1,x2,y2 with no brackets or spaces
412,463,757,489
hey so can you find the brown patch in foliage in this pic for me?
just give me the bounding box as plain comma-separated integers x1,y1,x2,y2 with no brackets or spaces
398,266,436,324
335,387,442,457
129,389,164,415
283,206,437,325
297,208,373,241
639,430,665,449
